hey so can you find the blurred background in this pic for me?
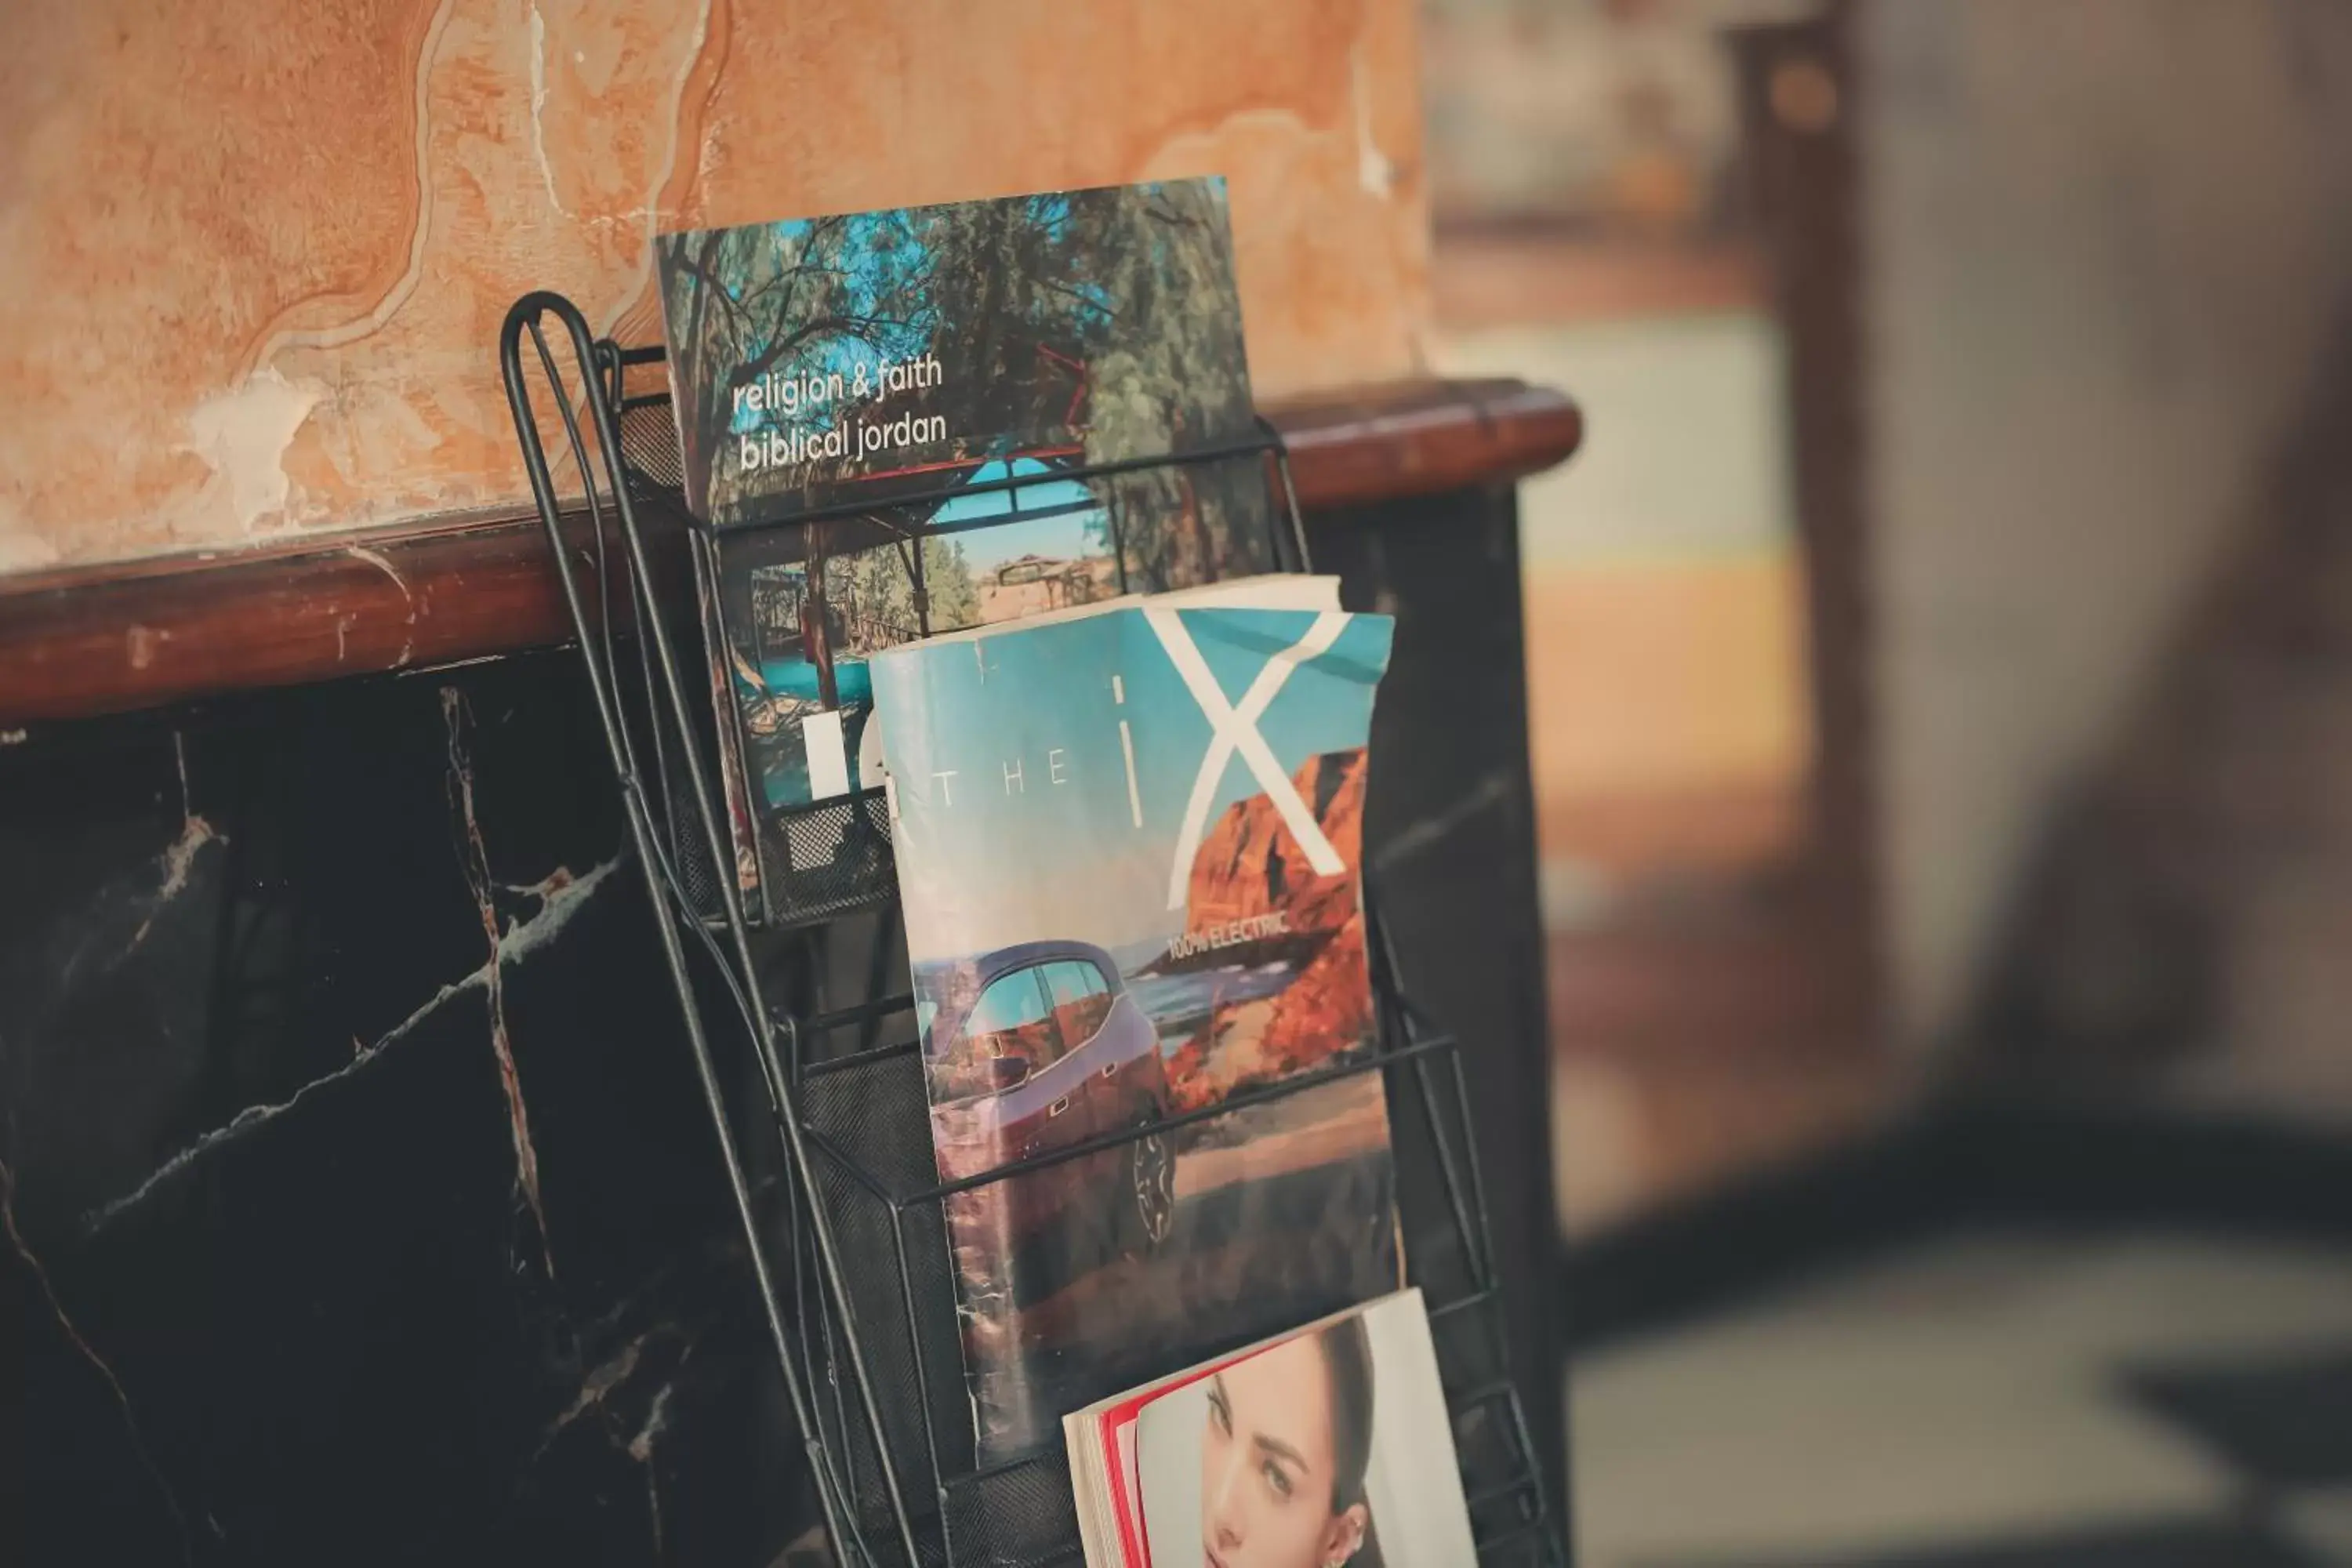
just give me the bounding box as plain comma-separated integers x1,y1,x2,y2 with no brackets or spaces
1422,2,2352,1563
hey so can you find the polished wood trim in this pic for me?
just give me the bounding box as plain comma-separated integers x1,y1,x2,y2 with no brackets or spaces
1268,377,1583,510
0,379,1580,725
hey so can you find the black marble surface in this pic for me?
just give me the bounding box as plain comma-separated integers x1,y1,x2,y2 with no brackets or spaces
2,483,1564,1566
2,654,829,1566
1312,485,1568,1520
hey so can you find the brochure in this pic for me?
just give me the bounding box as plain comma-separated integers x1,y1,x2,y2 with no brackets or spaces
652,180,1279,917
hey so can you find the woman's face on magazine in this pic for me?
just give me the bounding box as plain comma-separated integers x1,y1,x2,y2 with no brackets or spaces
1200,1338,1362,1568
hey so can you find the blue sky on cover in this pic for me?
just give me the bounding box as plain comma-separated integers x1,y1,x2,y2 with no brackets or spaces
931,457,1104,575
721,209,930,441
873,605,1393,959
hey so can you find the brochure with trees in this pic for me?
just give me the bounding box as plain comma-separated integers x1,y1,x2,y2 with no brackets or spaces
652,181,1279,918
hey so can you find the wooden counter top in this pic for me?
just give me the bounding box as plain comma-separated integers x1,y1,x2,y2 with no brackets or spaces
0,378,1578,726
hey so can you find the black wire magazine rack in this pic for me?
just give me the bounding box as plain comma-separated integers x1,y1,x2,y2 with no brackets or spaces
499,291,1564,1567
603,338,1313,931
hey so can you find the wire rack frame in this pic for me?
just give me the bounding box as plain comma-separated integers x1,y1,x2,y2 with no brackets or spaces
771,901,1563,1568
498,290,1565,1568
601,339,1314,933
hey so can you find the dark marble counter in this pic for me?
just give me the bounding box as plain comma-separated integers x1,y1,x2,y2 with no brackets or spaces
2,481,1561,1566
3,656,833,1565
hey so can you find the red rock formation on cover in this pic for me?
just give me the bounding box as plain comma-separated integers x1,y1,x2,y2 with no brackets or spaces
1185,750,1365,936
1164,750,1376,1111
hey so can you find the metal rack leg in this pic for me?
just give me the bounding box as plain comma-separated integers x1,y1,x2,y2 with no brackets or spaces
502,295,913,1563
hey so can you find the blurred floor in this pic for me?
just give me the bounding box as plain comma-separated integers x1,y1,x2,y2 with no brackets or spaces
1570,1230,2352,1566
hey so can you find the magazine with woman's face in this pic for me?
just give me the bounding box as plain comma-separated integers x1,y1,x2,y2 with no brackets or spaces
1134,1290,1475,1568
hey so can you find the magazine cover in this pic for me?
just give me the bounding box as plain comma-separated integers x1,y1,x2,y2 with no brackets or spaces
869,582,1400,1459
652,182,1279,912
1131,1290,1475,1568
1062,1297,1371,1568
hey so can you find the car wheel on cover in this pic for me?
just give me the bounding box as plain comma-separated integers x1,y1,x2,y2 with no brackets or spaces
1123,1114,1176,1251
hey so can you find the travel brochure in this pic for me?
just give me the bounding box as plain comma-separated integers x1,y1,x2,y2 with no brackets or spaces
654,180,1479,1555
654,180,1279,918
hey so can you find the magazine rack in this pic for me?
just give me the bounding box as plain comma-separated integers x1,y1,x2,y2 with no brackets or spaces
604,339,1312,930
499,291,1564,1567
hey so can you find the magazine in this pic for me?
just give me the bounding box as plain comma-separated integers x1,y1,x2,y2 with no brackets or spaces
1063,1301,1367,1568
868,576,1401,1460
651,180,1279,919
1062,1290,1476,1568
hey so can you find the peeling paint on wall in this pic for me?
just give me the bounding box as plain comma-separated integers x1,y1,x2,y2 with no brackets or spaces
183,368,328,534
0,0,1429,574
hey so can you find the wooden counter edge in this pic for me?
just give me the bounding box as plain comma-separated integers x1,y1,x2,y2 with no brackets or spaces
0,378,1581,726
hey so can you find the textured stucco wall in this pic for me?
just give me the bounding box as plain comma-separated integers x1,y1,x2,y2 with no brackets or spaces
0,0,1430,572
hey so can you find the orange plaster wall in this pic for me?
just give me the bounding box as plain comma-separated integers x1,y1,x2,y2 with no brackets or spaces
0,0,1430,572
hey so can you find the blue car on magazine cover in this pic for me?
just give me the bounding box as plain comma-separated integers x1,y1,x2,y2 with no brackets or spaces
923,938,1178,1278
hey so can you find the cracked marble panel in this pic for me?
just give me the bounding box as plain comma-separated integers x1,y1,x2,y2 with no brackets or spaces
0,652,822,1564
0,0,1428,572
